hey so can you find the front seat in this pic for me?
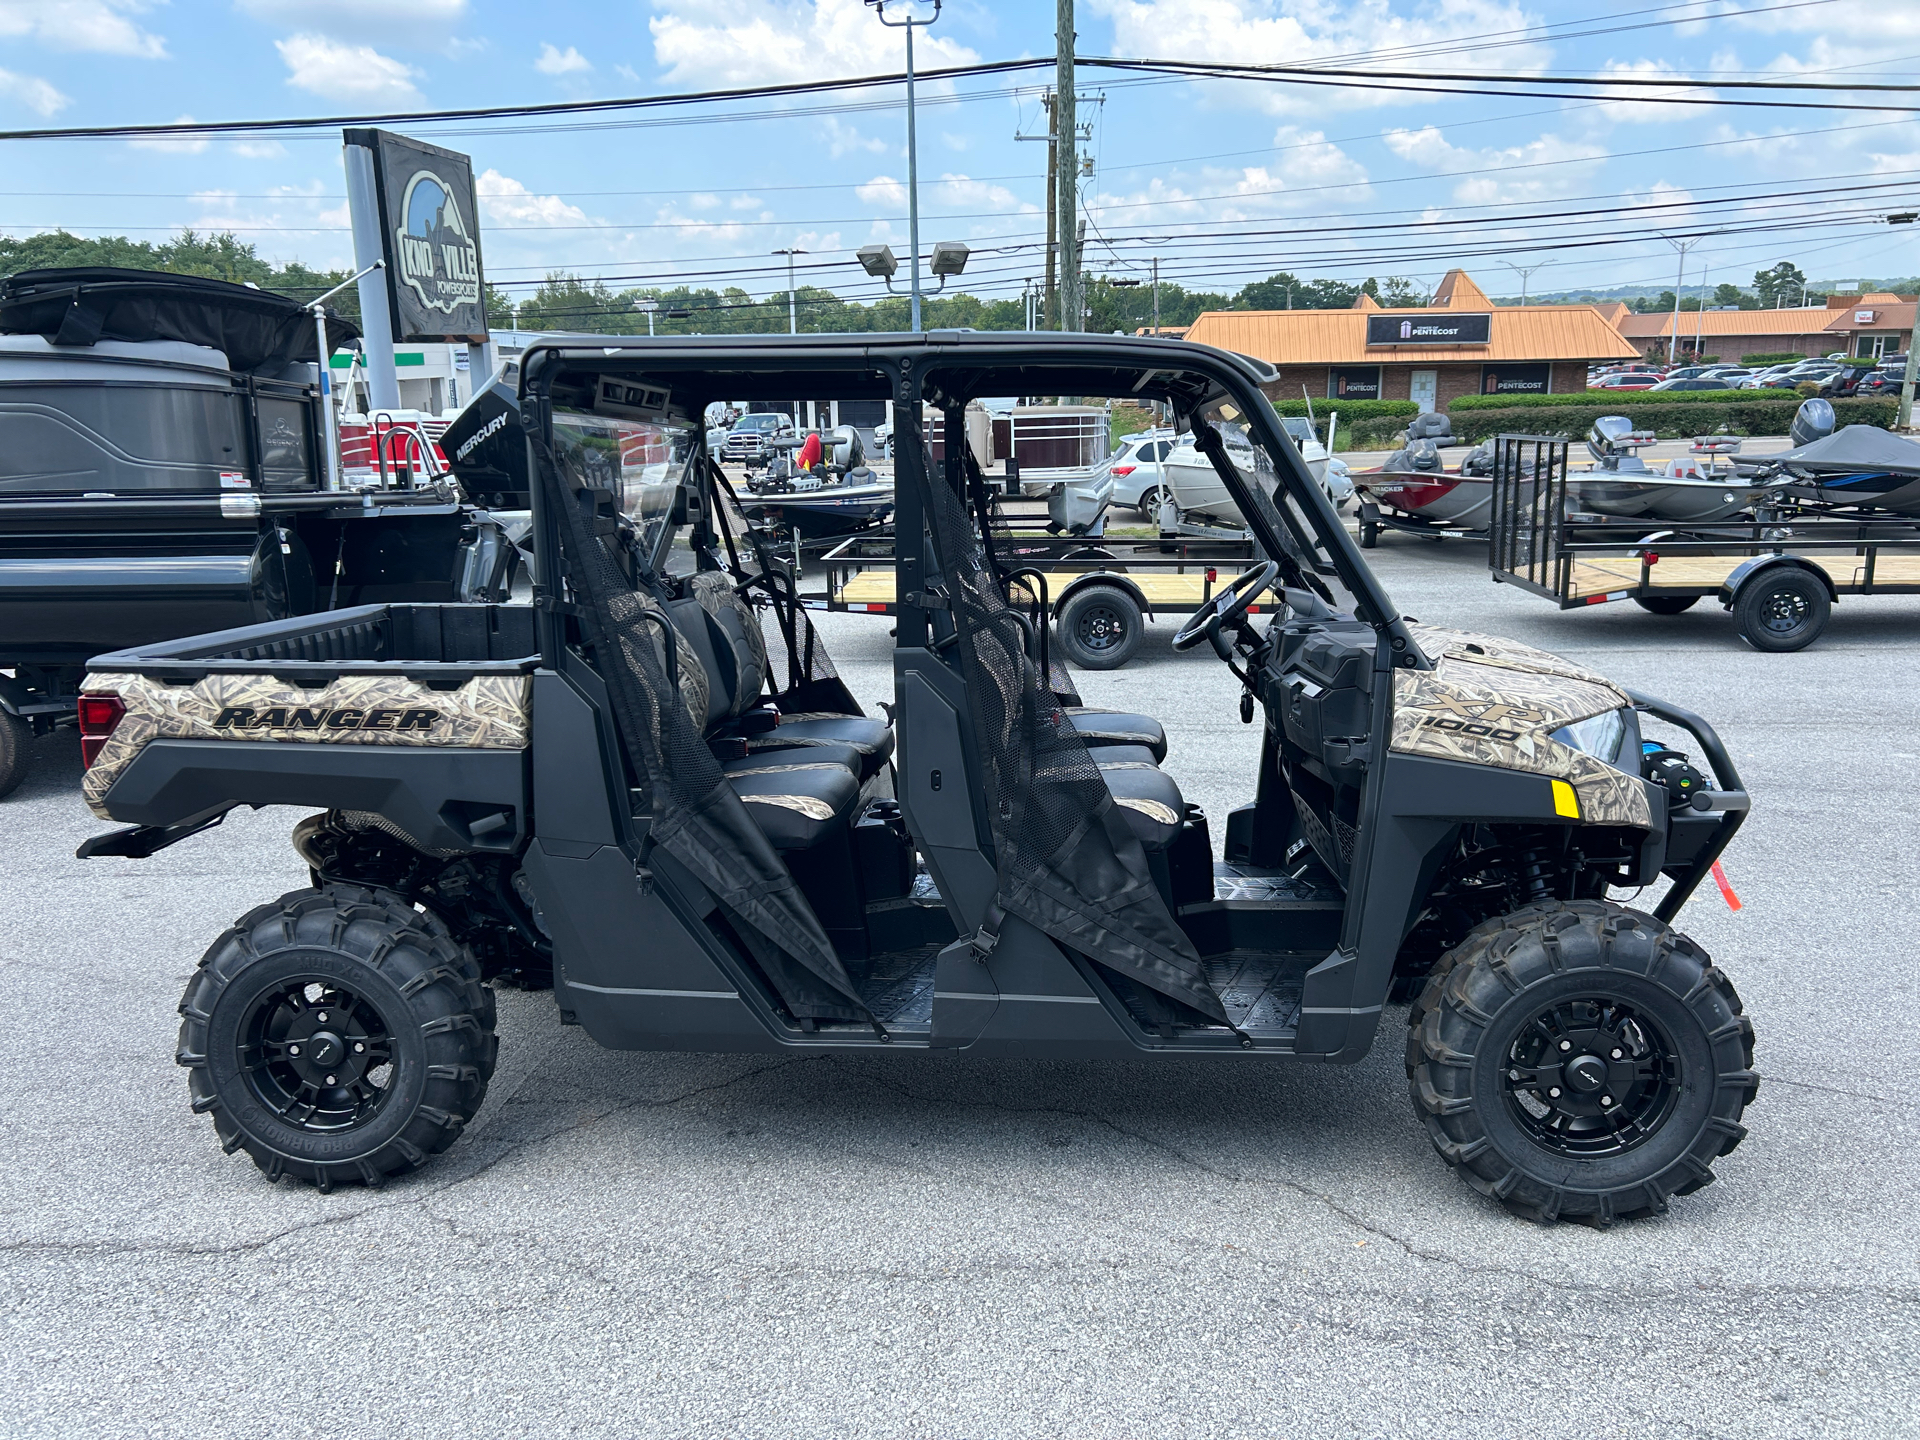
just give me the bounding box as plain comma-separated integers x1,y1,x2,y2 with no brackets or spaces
1065,708,1168,764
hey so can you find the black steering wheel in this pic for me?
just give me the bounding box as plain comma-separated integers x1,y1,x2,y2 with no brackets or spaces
1172,560,1280,653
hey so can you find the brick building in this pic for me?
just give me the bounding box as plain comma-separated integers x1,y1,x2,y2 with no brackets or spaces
1819,293,1915,359
1179,270,1636,413
1616,306,1836,362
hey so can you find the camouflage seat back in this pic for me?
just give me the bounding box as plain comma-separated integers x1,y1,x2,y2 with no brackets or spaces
686,570,768,718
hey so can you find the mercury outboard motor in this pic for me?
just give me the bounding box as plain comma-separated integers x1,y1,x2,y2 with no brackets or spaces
828,424,865,473
440,363,525,508
1405,412,1453,443
1790,397,1835,448
1586,414,1657,471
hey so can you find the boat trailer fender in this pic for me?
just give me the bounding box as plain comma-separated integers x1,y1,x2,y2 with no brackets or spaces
1718,554,1838,609
0,671,28,717
1052,572,1154,621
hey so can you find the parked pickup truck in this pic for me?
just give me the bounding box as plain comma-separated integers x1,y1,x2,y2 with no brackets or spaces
0,267,514,797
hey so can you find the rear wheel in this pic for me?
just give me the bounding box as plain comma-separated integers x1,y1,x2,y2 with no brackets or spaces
1406,900,1757,1226
177,885,497,1190
1056,585,1144,670
1359,518,1380,549
1634,594,1699,615
1134,484,1165,519
1735,569,1829,652
0,708,28,800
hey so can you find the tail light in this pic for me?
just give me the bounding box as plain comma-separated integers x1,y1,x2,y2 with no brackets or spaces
1111,464,1136,476
77,692,125,768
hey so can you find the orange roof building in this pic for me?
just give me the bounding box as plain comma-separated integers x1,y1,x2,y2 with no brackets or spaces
1181,268,1636,412
1616,306,1836,361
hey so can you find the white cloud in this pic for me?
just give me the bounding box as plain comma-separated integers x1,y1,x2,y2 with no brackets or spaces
0,0,167,58
821,116,887,157
1589,59,1706,125
1088,0,1546,114
856,175,908,208
931,174,1035,213
231,139,288,159
650,0,979,87
129,115,209,154
237,0,467,45
1384,125,1608,205
730,194,762,211
687,192,722,210
276,33,423,103
0,65,68,115
615,62,640,84
535,43,591,75
1087,128,1369,226
475,169,589,227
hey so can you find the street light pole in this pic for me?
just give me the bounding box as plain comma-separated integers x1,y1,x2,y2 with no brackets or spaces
772,247,806,334
867,1,941,332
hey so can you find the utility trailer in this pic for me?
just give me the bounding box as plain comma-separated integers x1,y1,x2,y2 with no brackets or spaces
1488,434,1920,652
819,531,1281,671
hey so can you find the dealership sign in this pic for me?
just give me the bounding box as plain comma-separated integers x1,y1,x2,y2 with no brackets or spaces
343,128,489,343
1328,366,1382,400
1366,312,1492,346
1481,363,1552,396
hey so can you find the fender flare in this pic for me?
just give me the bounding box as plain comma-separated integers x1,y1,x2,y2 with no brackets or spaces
1052,572,1154,622
0,671,27,716
1718,553,1838,609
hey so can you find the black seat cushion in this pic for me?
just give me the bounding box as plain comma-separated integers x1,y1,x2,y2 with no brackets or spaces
1066,709,1168,763
721,755,861,850
749,712,895,780
1096,757,1185,850
721,741,864,777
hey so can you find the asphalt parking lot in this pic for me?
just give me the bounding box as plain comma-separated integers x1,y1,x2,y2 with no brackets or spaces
5,534,1918,1439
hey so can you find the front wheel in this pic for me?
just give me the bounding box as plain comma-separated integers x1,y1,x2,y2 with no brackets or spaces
1406,900,1757,1226
1359,519,1380,549
177,885,497,1190
1055,585,1144,670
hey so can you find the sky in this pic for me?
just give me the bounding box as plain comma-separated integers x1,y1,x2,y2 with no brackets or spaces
3,0,1919,309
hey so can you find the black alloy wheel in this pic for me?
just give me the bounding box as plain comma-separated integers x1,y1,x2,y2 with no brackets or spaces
1056,586,1144,670
178,885,497,1190
1734,569,1829,652
1406,900,1758,1226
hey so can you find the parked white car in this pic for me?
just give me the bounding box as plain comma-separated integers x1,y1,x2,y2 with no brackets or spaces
1101,427,1178,514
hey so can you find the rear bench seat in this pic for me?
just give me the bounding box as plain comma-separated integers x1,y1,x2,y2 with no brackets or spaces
665,572,1180,854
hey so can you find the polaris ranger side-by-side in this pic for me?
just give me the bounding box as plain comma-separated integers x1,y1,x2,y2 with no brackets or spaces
76,333,1757,1224
0,268,515,796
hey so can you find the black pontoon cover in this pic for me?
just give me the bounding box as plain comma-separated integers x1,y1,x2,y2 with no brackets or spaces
1774,424,1920,475
0,267,358,373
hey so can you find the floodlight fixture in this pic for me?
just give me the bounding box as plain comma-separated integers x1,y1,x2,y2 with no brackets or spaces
858,244,900,280
929,240,970,278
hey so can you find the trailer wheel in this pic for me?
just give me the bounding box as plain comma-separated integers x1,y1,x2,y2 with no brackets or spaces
1734,568,1829,652
177,884,497,1191
1407,900,1757,1226
1633,595,1698,615
0,709,28,800
1056,585,1143,670
1359,518,1380,549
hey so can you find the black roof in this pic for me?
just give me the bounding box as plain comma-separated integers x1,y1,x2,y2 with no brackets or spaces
0,266,359,374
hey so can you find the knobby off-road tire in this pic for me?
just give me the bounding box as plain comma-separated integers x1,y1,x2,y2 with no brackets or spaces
176,885,498,1191
0,708,28,800
1405,900,1758,1226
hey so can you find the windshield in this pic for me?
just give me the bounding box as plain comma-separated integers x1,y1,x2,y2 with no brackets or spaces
736,414,785,432
552,407,700,574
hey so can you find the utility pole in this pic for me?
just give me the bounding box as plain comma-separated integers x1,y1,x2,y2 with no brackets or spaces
1055,0,1077,331
773,247,805,333
1151,255,1160,334
1504,259,1542,305
1663,234,1704,365
1018,91,1058,329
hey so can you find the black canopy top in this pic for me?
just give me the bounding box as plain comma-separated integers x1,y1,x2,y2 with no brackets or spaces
0,266,360,374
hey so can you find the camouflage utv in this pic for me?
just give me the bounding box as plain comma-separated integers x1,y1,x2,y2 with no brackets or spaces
76,333,1756,1224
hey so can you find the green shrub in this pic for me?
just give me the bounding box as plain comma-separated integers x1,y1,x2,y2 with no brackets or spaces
1841,356,1879,368
1335,416,1415,450
1448,397,1896,443
1269,397,1420,422
1741,351,1809,366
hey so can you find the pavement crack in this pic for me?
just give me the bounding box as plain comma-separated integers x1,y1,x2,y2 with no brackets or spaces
1756,1071,1906,1110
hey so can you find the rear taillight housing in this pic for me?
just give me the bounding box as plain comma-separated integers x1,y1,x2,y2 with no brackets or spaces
77,692,125,768
1111,464,1136,476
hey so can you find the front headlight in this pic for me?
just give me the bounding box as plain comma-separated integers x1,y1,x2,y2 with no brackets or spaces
1551,708,1627,764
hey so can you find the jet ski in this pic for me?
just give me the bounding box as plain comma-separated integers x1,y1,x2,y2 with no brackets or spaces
1571,416,1774,524
739,426,895,538
1767,401,1920,514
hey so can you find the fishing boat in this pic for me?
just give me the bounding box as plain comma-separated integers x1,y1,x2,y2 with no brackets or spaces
737,426,894,538
1570,418,1774,524
1769,424,1920,515
1352,439,1501,530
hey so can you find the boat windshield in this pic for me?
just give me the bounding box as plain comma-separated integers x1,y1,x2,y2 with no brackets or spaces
551,407,701,575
